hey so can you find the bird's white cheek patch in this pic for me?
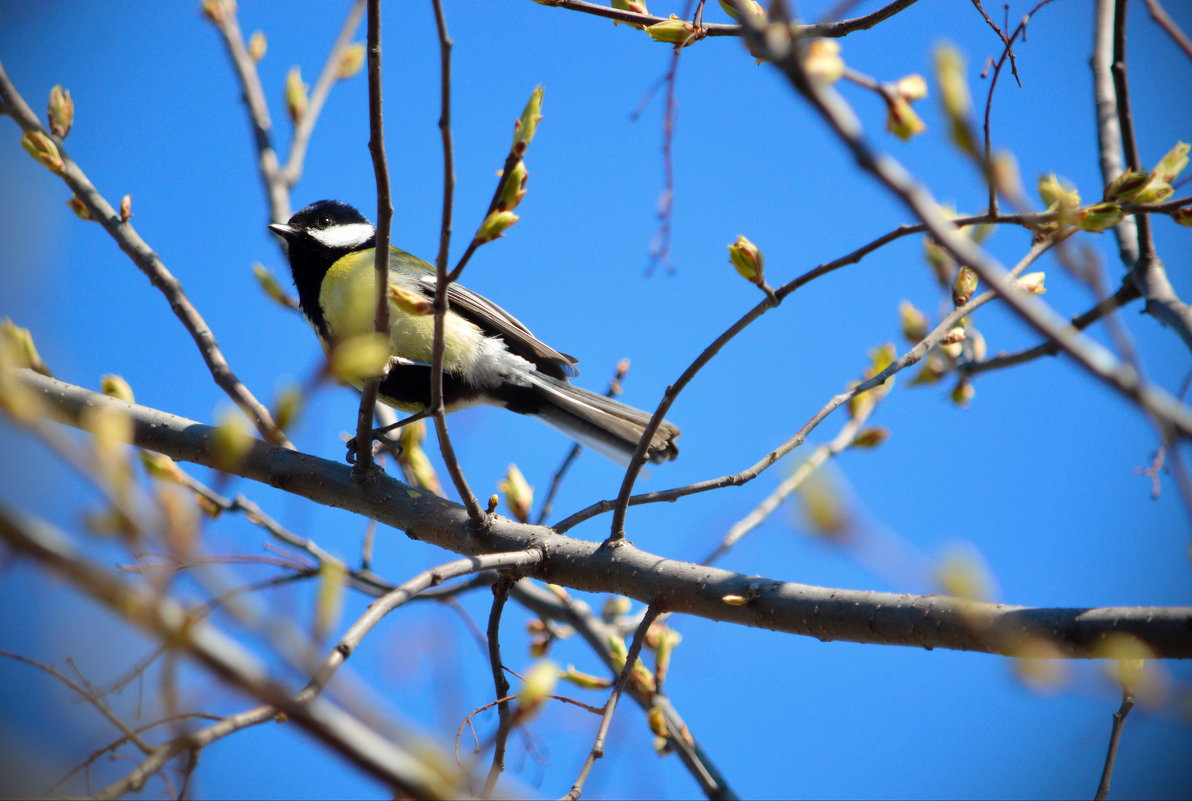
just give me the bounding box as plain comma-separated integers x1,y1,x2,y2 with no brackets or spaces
310,223,375,250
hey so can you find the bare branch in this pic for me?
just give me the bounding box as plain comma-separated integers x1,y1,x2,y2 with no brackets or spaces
0,62,291,448
279,1,368,189
353,0,394,475
564,604,662,800
1143,0,1192,59
14,369,1192,659
428,0,483,521
530,0,923,39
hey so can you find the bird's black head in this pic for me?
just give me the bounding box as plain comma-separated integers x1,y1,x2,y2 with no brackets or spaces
268,200,376,338
269,200,375,255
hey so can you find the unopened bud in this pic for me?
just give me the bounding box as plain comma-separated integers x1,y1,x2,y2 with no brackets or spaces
804,39,844,84
389,285,434,316
273,384,302,432
475,209,519,243
885,94,926,141
253,262,297,309
899,300,929,343
497,160,529,212
611,0,650,28
337,43,365,79
851,427,889,448
66,195,93,221
991,150,1024,201
48,85,74,138
329,333,390,383
952,266,978,306
100,374,135,403
1173,207,1192,227
0,319,50,377
718,0,764,22
1037,173,1080,211
728,235,765,285
119,194,133,222
21,131,64,174
561,664,612,690
645,15,698,49
498,463,534,523
1131,180,1174,205
893,73,928,101
1152,141,1189,184
647,706,668,737
1078,201,1124,232
248,30,267,62
200,0,237,26
284,67,308,123
398,424,442,496
512,86,544,155
1014,271,1046,295
212,407,253,471
950,378,975,407
941,326,966,345
935,44,970,119
1103,169,1152,202
602,595,632,620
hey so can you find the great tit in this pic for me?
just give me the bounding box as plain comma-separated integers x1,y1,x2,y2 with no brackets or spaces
269,200,680,464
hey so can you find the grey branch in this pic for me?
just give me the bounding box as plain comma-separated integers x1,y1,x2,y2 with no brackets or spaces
13,369,1192,660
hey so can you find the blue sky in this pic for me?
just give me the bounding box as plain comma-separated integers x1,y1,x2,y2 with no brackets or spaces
1,1,1191,798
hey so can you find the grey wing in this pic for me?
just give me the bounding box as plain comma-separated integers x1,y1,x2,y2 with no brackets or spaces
411,274,580,379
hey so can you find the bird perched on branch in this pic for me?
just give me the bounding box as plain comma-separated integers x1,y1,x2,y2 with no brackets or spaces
269,200,680,464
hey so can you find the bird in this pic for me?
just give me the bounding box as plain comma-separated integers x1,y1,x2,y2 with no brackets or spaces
268,200,680,464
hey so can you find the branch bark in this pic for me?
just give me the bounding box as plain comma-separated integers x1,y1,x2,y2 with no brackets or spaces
13,369,1192,659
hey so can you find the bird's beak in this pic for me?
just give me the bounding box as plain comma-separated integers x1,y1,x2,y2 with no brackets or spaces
268,223,296,239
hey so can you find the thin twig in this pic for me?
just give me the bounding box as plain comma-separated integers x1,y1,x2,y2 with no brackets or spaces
563,604,663,801
532,0,923,39
353,0,394,475
702,376,889,565
428,0,483,522
280,0,367,189
1143,0,1192,59
482,576,515,797
0,650,152,755
1094,681,1136,800
207,5,289,220
0,62,290,448
572,238,1053,537
1093,0,1140,268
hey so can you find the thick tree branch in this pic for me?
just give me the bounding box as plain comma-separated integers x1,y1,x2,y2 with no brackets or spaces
12,369,1192,659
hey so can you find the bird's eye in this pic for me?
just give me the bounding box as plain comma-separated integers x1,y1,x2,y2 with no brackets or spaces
317,215,333,228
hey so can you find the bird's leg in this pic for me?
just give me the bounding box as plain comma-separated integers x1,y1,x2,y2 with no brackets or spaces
345,408,431,465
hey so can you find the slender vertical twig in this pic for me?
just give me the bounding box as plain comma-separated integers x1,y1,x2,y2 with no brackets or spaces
1094,681,1135,800
563,604,662,801
429,0,483,522
482,576,514,797
354,0,393,475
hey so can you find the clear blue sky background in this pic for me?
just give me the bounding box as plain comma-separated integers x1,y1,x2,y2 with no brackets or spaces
1,1,1191,798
